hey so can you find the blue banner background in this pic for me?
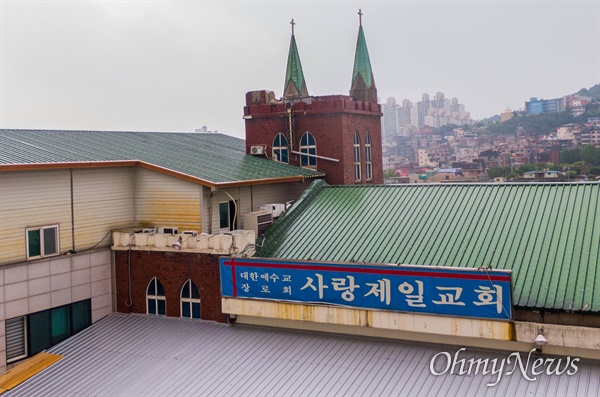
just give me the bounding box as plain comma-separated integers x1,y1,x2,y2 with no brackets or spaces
220,257,512,320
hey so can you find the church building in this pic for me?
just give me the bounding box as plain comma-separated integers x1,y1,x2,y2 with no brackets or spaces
243,13,383,185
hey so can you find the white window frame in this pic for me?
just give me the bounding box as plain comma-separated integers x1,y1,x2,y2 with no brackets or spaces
5,316,28,363
272,133,289,163
354,132,361,182
365,132,373,181
180,279,201,319
26,224,59,260
300,132,317,167
147,277,166,316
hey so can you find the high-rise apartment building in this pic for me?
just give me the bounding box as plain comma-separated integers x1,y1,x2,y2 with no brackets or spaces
381,97,399,140
382,92,473,132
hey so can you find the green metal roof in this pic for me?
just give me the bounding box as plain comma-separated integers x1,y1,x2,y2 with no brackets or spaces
259,180,600,313
351,26,374,89
0,129,323,185
283,35,308,98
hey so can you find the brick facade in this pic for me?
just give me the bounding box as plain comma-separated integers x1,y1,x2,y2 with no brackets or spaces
114,251,227,323
244,93,383,185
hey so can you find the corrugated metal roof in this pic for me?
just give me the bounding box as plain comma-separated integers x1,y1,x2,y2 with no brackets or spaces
0,129,324,184
259,181,600,313
5,314,599,396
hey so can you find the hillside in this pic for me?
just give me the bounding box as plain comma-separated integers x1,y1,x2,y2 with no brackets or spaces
576,84,600,100
479,83,600,135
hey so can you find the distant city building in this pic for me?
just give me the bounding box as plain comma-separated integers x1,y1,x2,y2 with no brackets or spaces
565,94,592,116
381,92,473,136
381,97,399,140
500,108,514,122
525,97,565,114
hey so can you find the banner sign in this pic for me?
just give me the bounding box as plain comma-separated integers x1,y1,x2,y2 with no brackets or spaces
220,257,513,320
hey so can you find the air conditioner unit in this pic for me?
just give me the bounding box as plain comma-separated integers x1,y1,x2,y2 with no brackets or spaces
182,230,198,237
250,145,266,155
243,211,273,236
260,203,286,218
158,227,178,235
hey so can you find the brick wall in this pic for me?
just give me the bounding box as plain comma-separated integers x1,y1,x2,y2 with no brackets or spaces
114,251,226,323
244,92,383,185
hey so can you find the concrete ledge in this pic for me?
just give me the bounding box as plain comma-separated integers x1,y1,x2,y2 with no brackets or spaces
515,321,600,350
112,230,255,255
222,297,513,340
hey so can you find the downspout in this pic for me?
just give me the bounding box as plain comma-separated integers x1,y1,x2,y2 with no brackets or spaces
70,168,76,253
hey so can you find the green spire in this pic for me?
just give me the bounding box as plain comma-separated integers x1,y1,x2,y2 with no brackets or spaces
351,26,374,89
350,14,377,103
283,34,309,98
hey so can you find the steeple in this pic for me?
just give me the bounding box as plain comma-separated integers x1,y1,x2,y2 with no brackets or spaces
350,9,377,103
283,19,309,99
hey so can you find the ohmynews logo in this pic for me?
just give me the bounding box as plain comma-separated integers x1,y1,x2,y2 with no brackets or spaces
429,348,580,387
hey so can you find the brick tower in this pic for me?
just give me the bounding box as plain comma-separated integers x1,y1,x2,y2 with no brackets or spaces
244,13,383,185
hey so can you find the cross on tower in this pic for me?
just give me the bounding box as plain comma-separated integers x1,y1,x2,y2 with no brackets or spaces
290,19,295,35
358,9,363,26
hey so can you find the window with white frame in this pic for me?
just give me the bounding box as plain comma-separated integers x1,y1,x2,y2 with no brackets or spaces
272,133,289,163
180,279,201,319
365,132,373,181
219,200,239,232
26,225,59,259
147,277,166,315
354,132,361,181
300,132,317,167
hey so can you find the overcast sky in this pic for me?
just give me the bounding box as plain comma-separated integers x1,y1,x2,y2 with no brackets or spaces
1,1,598,139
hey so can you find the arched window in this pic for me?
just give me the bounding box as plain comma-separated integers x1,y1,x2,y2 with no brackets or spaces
180,280,201,319
365,132,373,181
354,132,361,181
272,133,289,163
300,132,317,167
147,277,166,315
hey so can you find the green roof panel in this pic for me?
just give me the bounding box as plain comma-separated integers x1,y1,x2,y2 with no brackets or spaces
259,181,600,313
0,129,324,184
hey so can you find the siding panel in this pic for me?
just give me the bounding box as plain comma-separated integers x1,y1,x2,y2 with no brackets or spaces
73,168,135,251
0,170,72,264
135,168,201,232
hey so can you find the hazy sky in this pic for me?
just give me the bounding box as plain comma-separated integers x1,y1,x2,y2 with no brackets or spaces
1,1,599,138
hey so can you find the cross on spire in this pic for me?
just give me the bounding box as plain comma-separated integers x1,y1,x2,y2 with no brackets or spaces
290,19,295,35
358,9,363,27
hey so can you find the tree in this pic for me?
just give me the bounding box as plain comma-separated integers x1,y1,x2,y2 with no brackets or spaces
580,145,600,166
487,167,511,179
560,149,581,164
588,166,600,177
518,163,539,174
384,169,399,178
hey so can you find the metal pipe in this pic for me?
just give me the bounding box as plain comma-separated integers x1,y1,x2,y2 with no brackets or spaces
290,150,339,162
